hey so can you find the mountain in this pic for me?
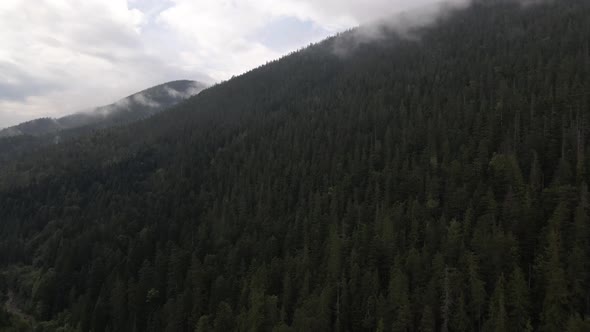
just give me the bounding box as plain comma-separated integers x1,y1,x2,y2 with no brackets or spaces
0,80,207,138
0,80,207,164
1,1,590,331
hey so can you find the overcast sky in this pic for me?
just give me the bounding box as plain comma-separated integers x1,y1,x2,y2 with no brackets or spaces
0,0,457,127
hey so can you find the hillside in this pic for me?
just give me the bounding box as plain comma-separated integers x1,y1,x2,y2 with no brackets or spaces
1,1,590,331
0,80,207,138
0,80,207,165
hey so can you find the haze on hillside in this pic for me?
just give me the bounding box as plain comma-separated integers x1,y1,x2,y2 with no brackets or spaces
1,1,590,332
0,81,207,138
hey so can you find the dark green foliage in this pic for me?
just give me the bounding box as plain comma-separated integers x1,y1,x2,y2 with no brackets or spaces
1,0,590,331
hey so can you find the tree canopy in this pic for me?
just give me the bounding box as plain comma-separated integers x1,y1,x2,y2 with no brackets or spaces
1,1,590,331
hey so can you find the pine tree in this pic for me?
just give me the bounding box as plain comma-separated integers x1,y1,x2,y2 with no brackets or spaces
419,305,436,332
465,252,486,330
540,229,570,331
506,266,530,332
195,315,211,332
567,184,589,313
566,314,590,332
484,275,507,332
388,266,412,332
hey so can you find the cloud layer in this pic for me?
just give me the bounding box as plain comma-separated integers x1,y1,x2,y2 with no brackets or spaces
0,0,489,127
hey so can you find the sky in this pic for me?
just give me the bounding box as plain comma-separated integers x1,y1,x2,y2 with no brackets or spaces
0,0,459,127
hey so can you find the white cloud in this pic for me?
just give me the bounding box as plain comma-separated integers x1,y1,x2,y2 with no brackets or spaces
0,0,210,127
0,0,508,128
133,93,160,108
153,0,408,81
164,82,206,99
154,0,473,81
156,0,288,80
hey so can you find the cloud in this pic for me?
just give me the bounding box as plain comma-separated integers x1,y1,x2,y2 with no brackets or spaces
152,0,444,80
164,82,205,99
132,93,160,108
329,0,476,57
0,0,548,128
0,0,211,127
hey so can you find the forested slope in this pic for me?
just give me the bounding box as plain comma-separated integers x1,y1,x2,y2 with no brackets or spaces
1,0,590,331
0,80,206,165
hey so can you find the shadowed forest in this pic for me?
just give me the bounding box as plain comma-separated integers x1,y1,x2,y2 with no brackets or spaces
1,0,590,331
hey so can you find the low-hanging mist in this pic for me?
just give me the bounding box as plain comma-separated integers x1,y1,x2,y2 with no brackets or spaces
331,0,553,56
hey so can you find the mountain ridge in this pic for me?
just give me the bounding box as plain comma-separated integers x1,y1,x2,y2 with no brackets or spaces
0,80,207,138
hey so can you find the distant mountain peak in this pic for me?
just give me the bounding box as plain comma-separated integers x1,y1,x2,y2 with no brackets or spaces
0,80,208,138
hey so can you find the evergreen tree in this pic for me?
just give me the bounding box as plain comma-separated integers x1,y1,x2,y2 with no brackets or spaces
484,275,507,332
